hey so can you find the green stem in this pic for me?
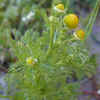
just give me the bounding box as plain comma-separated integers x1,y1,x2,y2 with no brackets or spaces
47,23,54,57
85,0,100,40
50,23,54,49
64,37,76,43
0,94,12,99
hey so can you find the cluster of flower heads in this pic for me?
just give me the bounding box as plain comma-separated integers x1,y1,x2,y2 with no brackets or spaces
26,3,85,65
54,3,85,40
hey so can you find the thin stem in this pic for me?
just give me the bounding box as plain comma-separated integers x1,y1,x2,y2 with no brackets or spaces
63,37,77,44
85,0,100,40
0,94,12,99
82,91,97,96
47,23,54,57
49,23,54,50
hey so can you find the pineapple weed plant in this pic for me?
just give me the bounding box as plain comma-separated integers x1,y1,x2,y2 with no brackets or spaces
0,0,100,100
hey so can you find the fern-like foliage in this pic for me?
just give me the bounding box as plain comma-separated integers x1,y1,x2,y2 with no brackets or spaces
0,0,98,100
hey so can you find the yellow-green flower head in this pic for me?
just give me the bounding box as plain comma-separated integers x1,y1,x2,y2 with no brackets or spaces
26,57,38,65
64,14,79,29
26,57,33,64
74,29,85,40
54,4,65,13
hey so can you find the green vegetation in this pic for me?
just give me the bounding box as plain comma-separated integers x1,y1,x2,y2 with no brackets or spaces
0,0,99,100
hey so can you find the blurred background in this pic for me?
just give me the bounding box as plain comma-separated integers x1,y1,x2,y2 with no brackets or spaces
0,0,100,100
